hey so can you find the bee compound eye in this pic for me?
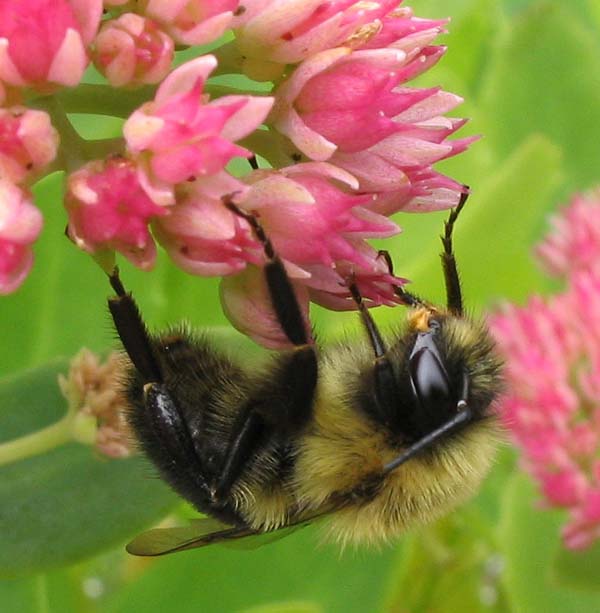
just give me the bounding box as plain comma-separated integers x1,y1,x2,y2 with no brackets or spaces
409,333,450,414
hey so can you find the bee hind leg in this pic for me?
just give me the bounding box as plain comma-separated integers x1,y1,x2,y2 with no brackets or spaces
108,267,162,383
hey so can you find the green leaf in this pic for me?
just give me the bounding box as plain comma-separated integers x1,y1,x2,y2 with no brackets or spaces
0,361,178,577
0,575,41,613
384,516,507,613
499,473,600,612
479,1,600,190
240,602,323,613
553,541,600,592
103,526,402,613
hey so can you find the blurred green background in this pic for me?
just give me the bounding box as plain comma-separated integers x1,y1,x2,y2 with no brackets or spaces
2,0,600,610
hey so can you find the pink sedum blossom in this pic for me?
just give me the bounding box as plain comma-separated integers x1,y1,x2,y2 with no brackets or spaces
234,0,399,69
152,172,258,276
270,15,473,212
491,190,600,550
0,0,102,92
0,107,59,185
141,0,240,46
0,180,42,294
93,13,174,87
360,6,448,52
536,189,600,279
65,157,167,270
240,162,398,270
124,55,274,205
216,162,402,344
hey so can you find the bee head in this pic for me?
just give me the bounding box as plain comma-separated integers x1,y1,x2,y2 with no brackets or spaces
406,315,467,440
372,307,502,446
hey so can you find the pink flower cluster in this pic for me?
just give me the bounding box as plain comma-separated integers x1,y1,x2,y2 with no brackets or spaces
0,0,475,346
491,190,600,550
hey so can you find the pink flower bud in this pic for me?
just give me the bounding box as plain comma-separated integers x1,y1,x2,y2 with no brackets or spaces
124,55,273,205
0,107,59,184
0,0,102,92
220,264,312,349
141,0,239,46
93,13,174,87
0,180,42,294
65,157,167,270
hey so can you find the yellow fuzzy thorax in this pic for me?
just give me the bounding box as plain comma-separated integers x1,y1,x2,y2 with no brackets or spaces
234,314,502,542
294,314,501,544
292,332,500,547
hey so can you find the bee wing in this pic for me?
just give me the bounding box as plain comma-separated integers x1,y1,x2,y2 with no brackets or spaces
126,514,320,557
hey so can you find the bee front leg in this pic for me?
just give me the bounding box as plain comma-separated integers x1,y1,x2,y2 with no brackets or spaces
348,281,398,427
440,190,468,316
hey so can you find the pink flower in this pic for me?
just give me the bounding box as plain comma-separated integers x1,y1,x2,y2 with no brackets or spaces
123,55,273,205
491,190,600,550
142,0,239,46
235,0,399,70
216,163,403,343
0,180,43,294
536,190,600,279
269,17,473,211
360,6,448,52
65,157,167,270
152,172,257,276
0,0,102,92
93,13,174,87
0,107,59,184
240,163,398,269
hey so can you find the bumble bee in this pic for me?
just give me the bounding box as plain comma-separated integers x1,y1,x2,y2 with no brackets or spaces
108,194,503,556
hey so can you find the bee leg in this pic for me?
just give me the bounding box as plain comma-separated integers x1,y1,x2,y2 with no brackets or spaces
210,199,319,502
107,267,162,383
376,250,429,309
224,196,311,346
348,281,397,426
440,190,468,315
140,382,214,505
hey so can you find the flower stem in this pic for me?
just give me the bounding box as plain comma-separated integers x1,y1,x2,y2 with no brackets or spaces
0,414,73,467
54,84,156,118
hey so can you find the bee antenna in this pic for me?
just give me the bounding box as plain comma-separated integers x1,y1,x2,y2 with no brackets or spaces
383,404,472,474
